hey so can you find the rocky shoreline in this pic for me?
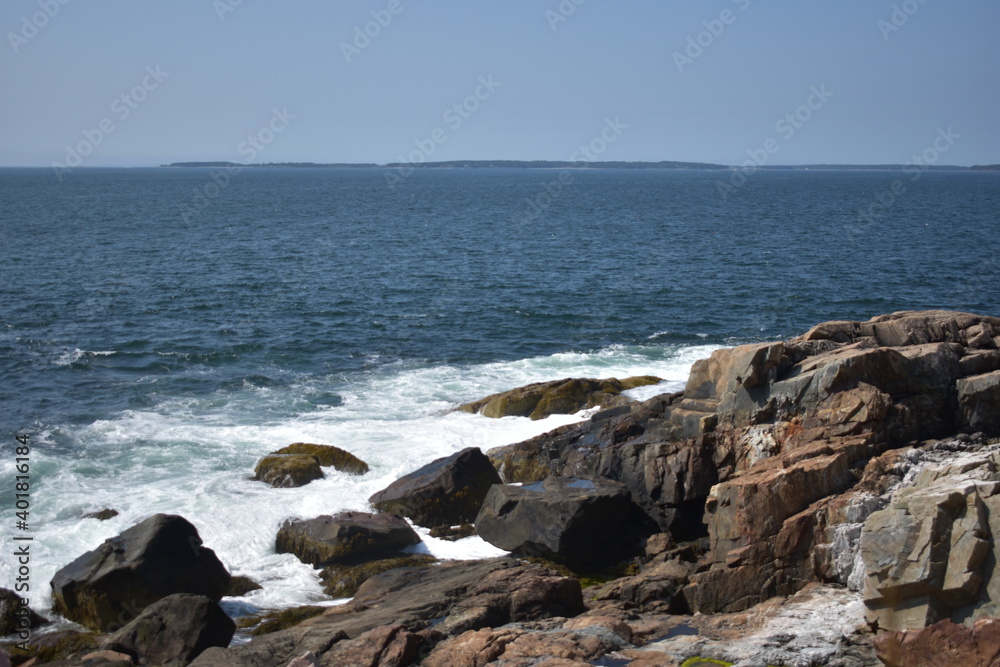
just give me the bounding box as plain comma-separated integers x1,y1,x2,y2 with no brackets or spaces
4,310,1000,666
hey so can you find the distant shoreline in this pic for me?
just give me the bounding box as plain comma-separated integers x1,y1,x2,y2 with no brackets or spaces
156,160,1000,172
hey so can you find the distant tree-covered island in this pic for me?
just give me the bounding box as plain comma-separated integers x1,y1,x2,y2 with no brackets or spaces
160,160,991,171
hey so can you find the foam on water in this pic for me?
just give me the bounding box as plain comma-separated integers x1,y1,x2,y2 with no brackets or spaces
0,342,720,615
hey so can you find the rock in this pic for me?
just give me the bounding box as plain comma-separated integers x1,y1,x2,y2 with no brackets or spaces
421,621,631,667
457,376,662,420
368,447,501,528
272,443,369,475
190,559,584,666
590,559,694,613
860,447,1000,631
248,607,327,637
50,514,231,632
475,476,644,569
82,508,119,521
225,575,263,597
9,631,103,666
957,370,1000,435
253,454,324,488
317,624,422,667
875,617,1000,667
80,650,134,664
275,511,420,567
429,523,475,540
0,587,48,636
101,593,235,665
486,311,1000,614
319,555,437,598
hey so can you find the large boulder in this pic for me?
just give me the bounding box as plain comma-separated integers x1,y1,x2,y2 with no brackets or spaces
957,370,1000,434
457,376,662,420
276,511,420,567
475,476,644,569
190,559,585,666
101,593,235,664
50,514,231,632
861,447,1000,631
368,447,501,528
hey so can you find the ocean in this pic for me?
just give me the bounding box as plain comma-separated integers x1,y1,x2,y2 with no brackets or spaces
1,166,998,617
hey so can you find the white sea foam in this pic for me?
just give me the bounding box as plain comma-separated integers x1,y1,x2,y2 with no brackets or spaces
53,348,117,365
1,342,721,615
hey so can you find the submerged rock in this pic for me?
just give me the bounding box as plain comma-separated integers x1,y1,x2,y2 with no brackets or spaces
272,442,369,475
457,375,662,420
253,454,324,488
252,442,369,488
368,447,501,528
50,514,231,632
276,511,420,567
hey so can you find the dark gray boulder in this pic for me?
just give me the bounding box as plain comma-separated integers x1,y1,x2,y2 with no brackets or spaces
50,514,231,632
101,593,235,665
0,587,48,636
276,511,421,567
368,447,501,528
957,370,1000,434
475,476,644,569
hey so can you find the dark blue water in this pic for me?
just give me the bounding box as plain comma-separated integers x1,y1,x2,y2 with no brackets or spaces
1,166,998,612
3,167,997,431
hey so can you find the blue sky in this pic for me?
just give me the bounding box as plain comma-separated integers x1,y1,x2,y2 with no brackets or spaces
1,0,997,167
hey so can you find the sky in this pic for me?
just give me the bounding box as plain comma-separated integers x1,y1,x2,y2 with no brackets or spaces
1,0,997,167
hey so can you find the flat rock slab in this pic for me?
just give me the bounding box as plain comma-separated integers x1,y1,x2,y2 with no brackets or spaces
368,447,501,528
276,511,420,566
190,558,585,666
475,476,639,569
50,514,231,632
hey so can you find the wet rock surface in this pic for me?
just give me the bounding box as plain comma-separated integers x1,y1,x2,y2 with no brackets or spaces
276,511,421,567
49,513,231,632
369,447,501,529
33,311,1000,666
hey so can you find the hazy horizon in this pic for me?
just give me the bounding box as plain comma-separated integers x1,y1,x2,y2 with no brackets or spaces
2,1,997,170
